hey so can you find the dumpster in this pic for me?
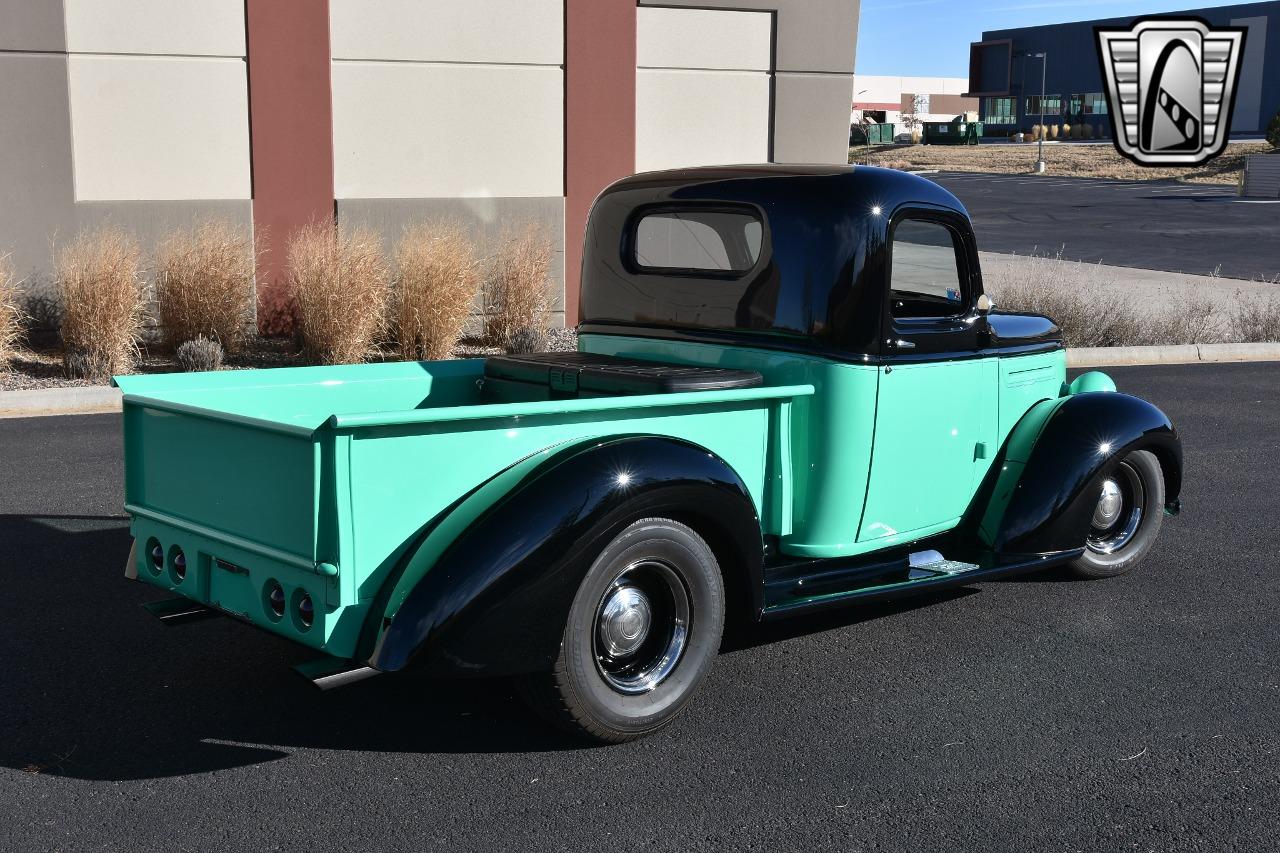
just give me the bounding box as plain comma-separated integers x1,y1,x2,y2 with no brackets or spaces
849,122,896,145
922,117,982,145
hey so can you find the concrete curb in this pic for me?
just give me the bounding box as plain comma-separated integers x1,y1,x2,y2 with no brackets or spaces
2,343,1277,418
0,385,121,419
1068,342,1280,367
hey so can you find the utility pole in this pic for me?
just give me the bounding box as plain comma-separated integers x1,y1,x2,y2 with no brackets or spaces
1033,52,1047,174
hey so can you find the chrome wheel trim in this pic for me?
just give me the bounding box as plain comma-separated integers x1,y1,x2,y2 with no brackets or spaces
1087,461,1145,555
593,560,690,695
1093,478,1123,528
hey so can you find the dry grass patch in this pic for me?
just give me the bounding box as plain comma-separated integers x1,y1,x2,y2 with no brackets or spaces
985,254,1141,347
485,224,554,350
55,227,145,380
393,221,481,361
1230,289,1280,342
0,254,24,369
850,141,1270,184
154,220,255,352
288,222,389,364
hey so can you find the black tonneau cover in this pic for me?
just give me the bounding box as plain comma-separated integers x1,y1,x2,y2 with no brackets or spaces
484,352,763,396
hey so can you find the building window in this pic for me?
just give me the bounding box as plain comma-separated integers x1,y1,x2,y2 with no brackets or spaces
1024,95,1061,116
982,97,1015,124
1084,93,1108,115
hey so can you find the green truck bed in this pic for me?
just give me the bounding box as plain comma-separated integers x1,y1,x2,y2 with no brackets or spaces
115,359,812,660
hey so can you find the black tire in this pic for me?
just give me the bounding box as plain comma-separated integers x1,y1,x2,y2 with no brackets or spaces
520,517,725,743
1068,449,1165,579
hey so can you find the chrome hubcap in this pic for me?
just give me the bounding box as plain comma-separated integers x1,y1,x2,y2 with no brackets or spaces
1087,461,1145,555
593,560,690,695
597,586,653,658
1093,478,1123,528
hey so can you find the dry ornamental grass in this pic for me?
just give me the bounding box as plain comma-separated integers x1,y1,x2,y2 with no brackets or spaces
393,221,481,361
1230,290,1280,343
288,222,389,364
55,227,145,379
154,220,254,352
0,254,24,369
485,224,554,349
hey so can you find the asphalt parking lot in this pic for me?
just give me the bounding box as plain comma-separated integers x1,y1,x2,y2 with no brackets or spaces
2,362,1278,852
932,171,1280,281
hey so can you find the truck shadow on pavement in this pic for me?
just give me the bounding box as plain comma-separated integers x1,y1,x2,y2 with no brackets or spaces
0,513,979,781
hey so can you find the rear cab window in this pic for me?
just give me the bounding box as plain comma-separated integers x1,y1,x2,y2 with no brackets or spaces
633,209,763,274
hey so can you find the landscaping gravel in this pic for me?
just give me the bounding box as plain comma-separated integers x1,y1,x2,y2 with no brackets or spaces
1,328,581,392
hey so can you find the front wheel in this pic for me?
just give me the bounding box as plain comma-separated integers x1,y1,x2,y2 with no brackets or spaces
1068,449,1165,579
520,518,725,743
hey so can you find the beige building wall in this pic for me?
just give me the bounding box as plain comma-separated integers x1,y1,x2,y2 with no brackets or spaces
637,0,859,167
69,56,251,201
0,0,252,291
636,7,772,172
329,0,568,326
62,0,246,56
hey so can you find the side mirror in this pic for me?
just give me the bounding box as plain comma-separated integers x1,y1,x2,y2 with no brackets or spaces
976,293,995,315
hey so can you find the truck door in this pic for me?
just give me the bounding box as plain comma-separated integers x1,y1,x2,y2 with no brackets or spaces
857,212,993,543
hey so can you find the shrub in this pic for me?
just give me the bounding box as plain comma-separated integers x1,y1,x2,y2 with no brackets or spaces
1134,290,1224,345
154,220,254,352
55,227,145,380
484,224,554,350
1267,108,1280,148
175,335,225,372
0,254,24,369
984,252,1142,348
1230,290,1280,342
508,325,547,355
287,222,389,364
393,221,481,361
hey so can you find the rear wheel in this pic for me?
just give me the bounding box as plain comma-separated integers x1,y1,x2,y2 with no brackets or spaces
1068,449,1164,579
520,518,725,743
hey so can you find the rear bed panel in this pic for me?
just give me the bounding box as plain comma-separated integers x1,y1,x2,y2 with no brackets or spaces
123,404,318,561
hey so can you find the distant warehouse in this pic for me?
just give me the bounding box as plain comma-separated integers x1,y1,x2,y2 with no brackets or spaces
965,1,1278,137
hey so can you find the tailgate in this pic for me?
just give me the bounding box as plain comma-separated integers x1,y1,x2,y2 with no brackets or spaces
122,402,318,564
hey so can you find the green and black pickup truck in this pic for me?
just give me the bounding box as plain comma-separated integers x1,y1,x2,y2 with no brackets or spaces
116,165,1182,742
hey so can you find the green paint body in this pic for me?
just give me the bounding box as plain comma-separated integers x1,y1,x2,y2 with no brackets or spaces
116,342,1087,661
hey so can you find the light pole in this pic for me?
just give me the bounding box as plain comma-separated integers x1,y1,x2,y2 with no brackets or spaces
1031,51,1047,174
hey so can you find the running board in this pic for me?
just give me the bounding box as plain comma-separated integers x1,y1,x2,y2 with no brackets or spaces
142,596,221,625
761,549,1081,619
293,656,381,691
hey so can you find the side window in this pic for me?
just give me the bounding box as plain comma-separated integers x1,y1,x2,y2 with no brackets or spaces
889,219,966,319
633,209,762,274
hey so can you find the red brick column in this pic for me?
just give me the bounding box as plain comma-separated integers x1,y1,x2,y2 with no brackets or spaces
245,0,336,333
564,0,636,326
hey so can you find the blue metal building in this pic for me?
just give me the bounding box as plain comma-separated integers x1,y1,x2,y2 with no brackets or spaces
966,1,1279,137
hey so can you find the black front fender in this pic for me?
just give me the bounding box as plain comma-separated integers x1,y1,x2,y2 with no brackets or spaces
369,436,763,676
979,391,1182,556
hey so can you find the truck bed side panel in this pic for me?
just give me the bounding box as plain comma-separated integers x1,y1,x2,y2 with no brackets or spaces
341,404,771,602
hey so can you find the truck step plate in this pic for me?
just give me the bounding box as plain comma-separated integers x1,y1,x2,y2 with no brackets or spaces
910,559,980,576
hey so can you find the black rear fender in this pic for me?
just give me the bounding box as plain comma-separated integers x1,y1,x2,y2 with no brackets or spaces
368,436,763,676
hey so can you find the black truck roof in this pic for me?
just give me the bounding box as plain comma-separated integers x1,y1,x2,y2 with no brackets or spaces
579,164,972,358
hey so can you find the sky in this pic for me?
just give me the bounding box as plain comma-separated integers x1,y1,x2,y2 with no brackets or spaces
855,0,1258,77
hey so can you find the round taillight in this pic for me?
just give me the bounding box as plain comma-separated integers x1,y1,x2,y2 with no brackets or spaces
268,583,286,618
150,543,164,571
171,548,187,581
297,593,314,629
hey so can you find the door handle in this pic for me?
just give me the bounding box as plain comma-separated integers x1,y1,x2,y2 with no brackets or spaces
887,338,916,350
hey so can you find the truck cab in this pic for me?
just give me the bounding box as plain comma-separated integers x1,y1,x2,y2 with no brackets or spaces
117,165,1181,742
